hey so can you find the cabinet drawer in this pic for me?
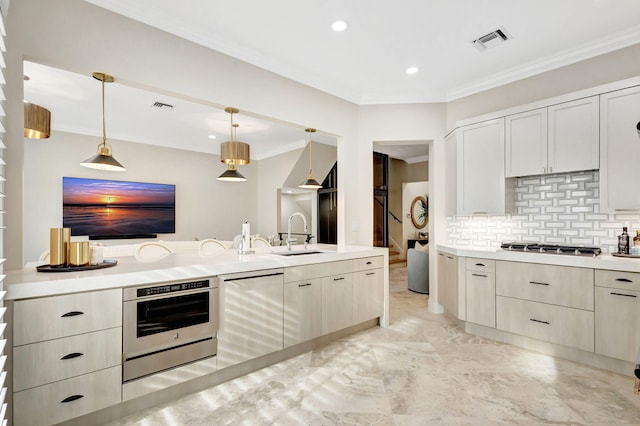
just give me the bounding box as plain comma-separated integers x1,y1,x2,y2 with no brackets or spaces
496,296,594,352
595,269,640,292
466,257,495,273
284,260,351,282
14,327,122,392
14,289,122,345
351,256,384,272
496,261,593,310
13,366,122,426
595,286,640,362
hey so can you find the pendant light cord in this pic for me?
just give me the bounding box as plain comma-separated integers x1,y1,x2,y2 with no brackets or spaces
101,77,107,146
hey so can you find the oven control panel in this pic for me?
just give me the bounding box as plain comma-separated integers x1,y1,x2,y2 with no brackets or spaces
136,279,210,297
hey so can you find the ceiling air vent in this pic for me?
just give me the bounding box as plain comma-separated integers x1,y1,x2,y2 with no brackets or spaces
472,27,511,51
152,101,174,111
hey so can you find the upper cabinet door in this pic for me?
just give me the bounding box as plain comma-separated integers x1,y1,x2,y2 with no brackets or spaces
548,96,599,174
505,108,548,177
600,86,640,211
457,118,506,215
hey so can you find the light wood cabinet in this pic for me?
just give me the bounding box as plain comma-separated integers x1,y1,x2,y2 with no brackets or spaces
321,272,354,334
595,269,640,363
438,252,460,318
353,268,383,324
505,97,599,177
13,366,121,426
217,270,284,368
495,261,594,311
13,288,122,346
465,258,495,328
599,86,640,211
456,118,508,215
496,296,594,352
13,327,121,392
12,289,123,426
283,278,322,347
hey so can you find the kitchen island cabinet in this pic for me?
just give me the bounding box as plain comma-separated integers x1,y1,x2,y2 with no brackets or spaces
465,258,495,328
5,244,388,426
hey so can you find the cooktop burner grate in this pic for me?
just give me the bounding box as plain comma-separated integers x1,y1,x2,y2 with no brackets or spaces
500,241,601,257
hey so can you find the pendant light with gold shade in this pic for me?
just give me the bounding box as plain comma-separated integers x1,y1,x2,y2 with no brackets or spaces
217,107,250,182
299,128,322,189
80,72,126,171
24,102,51,139
23,74,51,139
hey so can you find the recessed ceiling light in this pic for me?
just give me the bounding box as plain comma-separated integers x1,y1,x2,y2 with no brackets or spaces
331,20,348,32
208,134,217,139
406,67,419,75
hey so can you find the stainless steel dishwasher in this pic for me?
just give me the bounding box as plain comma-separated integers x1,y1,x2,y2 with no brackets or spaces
216,269,285,369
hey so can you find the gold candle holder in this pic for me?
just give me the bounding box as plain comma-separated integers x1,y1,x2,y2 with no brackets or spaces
68,241,90,266
50,228,71,266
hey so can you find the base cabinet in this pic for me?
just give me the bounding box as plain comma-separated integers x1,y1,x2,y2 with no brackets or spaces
321,273,354,334
284,278,322,347
353,268,383,324
496,296,594,352
14,366,121,426
594,270,640,362
437,252,459,318
465,258,495,328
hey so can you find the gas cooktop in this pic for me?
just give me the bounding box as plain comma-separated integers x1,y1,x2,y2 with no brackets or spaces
500,241,601,257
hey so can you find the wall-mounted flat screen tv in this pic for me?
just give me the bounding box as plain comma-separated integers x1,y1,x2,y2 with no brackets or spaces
63,177,176,238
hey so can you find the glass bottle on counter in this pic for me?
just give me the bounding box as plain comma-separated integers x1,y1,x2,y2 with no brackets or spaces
631,230,640,256
618,226,630,254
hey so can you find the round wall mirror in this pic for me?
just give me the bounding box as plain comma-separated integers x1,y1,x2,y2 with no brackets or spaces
410,196,428,229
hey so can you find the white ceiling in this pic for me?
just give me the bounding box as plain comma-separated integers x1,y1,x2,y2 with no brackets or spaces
26,1,640,161
84,0,640,104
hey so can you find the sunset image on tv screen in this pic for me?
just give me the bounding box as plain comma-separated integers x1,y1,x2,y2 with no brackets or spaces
63,177,176,237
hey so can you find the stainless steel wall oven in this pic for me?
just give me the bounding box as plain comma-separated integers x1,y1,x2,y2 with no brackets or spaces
123,278,218,382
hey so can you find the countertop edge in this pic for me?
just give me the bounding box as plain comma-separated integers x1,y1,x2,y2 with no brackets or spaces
437,244,640,273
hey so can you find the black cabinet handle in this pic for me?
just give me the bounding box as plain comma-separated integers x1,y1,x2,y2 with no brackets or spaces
60,352,84,360
366,272,376,276
333,277,345,281
61,311,84,317
471,273,487,278
530,318,550,325
615,278,633,283
366,261,372,265
298,283,312,287
446,256,453,260
611,292,637,298
475,263,485,267
529,281,550,286
61,395,84,403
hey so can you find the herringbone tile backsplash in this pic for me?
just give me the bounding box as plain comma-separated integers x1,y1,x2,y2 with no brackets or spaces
446,170,640,254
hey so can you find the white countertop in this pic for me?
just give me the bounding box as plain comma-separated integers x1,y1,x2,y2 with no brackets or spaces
5,244,387,300
438,244,640,272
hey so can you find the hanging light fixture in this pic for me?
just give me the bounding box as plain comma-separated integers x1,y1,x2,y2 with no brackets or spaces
217,107,249,182
299,128,323,189
24,102,51,139
80,72,126,171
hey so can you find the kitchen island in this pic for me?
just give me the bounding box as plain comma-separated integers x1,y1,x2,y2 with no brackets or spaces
5,244,388,426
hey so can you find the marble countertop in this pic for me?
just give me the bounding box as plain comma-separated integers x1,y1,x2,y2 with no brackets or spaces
5,244,387,300
437,244,640,273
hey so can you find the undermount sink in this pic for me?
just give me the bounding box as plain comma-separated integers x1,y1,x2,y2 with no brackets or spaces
272,250,325,256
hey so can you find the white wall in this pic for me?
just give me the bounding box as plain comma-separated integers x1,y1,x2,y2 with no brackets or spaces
23,130,259,262
402,181,428,254
6,0,362,269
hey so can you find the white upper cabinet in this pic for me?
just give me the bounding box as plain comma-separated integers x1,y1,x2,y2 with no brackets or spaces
505,108,548,177
444,130,457,216
548,97,599,174
505,96,599,177
600,86,640,211
457,118,507,215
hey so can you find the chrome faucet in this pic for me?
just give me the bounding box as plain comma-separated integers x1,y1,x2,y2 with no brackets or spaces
287,212,308,250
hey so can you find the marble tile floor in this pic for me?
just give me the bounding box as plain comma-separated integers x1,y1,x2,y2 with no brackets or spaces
107,264,640,425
